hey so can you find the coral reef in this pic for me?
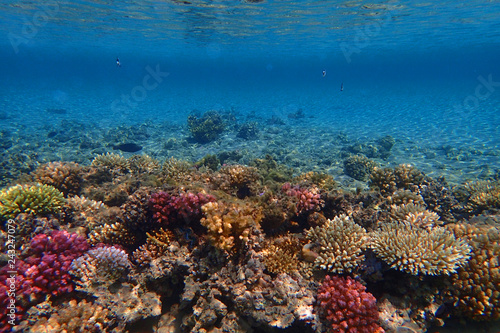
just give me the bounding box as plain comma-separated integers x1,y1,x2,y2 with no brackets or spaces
282,182,324,215
261,234,302,274
237,122,260,140
306,214,368,274
90,152,129,173
0,184,65,219
371,221,471,275
455,180,500,215
316,275,383,333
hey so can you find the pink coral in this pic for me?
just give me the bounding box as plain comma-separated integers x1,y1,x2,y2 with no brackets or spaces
0,230,89,331
150,191,216,225
317,275,384,333
282,183,323,215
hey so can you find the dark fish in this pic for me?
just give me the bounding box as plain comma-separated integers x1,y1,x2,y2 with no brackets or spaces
340,82,344,91
46,108,67,114
113,143,142,152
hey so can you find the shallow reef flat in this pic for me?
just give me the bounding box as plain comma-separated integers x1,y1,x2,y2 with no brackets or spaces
0,146,499,332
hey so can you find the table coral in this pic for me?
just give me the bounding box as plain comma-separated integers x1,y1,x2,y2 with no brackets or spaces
306,214,368,274
200,200,263,253
371,222,471,275
0,184,65,219
316,275,384,333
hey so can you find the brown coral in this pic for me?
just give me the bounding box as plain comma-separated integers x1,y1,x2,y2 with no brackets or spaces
200,200,263,253
32,161,82,196
370,164,427,196
132,228,174,267
371,222,471,275
306,214,368,274
261,234,301,275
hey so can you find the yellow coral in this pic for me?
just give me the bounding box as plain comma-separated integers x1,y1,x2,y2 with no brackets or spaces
0,184,65,219
389,203,441,228
201,200,262,253
371,222,471,275
306,214,367,274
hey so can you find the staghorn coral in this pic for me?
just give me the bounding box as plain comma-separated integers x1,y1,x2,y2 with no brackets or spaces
261,234,301,275
32,161,82,196
0,184,65,219
71,245,131,288
200,200,263,253
316,275,384,333
23,299,115,333
343,154,377,181
371,222,471,275
306,214,367,274
448,223,500,320
90,152,129,173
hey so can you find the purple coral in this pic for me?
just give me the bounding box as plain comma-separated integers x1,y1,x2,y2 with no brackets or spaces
0,230,88,331
150,190,216,225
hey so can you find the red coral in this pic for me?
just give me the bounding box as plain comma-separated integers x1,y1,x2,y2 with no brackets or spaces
317,275,384,333
150,191,216,225
282,183,324,215
0,230,89,331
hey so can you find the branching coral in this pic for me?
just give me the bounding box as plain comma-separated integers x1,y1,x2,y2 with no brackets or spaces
316,275,384,333
127,154,161,174
132,228,173,267
388,203,442,229
306,214,367,274
0,184,65,219
161,157,194,183
371,222,471,275
88,221,137,247
187,110,226,143
71,245,131,288
32,161,82,196
200,200,263,253
457,180,500,215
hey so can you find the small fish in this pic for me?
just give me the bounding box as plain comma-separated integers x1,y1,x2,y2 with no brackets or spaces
116,57,121,67
322,70,326,77
340,82,344,91
113,142,142,152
